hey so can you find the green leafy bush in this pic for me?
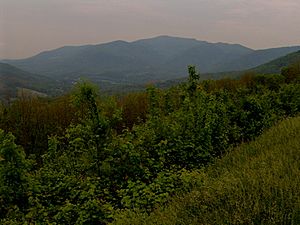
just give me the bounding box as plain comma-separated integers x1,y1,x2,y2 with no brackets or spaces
1,64,300,224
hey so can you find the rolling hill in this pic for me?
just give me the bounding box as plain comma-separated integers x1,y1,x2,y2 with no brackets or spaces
153,50,300,90
5,36,299,86
0,63,60,99
251,50,300,74
217,47,300,72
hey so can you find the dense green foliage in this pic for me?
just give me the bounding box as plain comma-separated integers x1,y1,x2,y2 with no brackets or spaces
113,116,300,225
0,63,299,224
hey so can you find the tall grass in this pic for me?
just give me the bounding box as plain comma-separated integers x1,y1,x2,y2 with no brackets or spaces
113,117,300,225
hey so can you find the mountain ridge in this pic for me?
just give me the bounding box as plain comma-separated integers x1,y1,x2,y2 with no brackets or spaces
2,36,300,86
2,36,254,80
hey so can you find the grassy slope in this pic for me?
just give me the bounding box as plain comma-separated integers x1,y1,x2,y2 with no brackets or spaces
113,116,300,225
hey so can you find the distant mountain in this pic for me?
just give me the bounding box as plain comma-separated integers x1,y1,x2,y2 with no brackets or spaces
2,36,253,84
250,50,300,74
3,36,300,85
0,63,60,99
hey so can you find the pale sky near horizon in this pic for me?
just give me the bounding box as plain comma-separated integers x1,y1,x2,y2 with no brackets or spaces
1,0,300,59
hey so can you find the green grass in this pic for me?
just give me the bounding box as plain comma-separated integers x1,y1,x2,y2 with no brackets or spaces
112,117,300,225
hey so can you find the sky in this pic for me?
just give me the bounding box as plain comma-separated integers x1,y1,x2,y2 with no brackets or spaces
1,0,300,59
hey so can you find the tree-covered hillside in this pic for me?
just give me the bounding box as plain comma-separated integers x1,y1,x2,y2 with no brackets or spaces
0,62,299,224
216,46,300,72
0,63,61,99
4,36,300,86
252,50,300,74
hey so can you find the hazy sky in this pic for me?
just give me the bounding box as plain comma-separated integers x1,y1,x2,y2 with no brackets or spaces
1,0,300,59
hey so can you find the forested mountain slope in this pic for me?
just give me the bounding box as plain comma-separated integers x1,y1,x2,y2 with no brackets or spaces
251,50,300,74
0,63,59,99
4,36,300,85
216,46,300,72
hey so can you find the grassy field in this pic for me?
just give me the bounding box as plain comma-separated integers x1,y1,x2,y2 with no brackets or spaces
112,116,300,225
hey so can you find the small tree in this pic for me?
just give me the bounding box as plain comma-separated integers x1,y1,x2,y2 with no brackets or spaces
71,81,109,175
187,65,200,96
281,62,300,83
0,130,30,218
